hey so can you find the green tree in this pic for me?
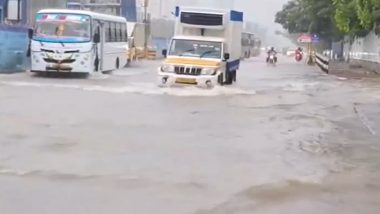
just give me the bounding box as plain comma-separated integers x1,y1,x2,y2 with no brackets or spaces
332,0,366,36
276,0,380,40
275,0,342,42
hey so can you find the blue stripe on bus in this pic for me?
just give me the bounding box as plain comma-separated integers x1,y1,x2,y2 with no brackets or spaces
33,36,90,43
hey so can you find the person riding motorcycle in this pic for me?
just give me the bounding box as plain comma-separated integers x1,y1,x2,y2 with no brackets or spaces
295,47,303,56
295,47,303,60
267,47,277,63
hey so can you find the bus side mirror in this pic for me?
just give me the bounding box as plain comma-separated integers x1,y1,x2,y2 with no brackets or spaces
223,53,230,61
93,33,100,44
28,29,34,39
162,49,167,58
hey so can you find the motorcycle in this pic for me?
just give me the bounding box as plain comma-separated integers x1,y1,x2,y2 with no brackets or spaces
295,52,303,62
267,53,277,65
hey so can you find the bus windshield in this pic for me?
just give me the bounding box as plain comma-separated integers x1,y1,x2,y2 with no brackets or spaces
34,13,91,43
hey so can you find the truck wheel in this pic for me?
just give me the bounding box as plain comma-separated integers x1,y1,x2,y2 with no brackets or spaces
116,58,120,70
233,70,237,82
225,71,233,85
217,73,224,85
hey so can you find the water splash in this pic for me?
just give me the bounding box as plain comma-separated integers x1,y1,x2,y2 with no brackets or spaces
1,81,256,97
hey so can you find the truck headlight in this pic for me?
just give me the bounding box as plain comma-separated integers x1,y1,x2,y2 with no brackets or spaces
160,64,175,73
201,68,217,75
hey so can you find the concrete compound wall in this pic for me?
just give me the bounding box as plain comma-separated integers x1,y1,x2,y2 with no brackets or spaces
0,24,28,73
344,31,380,73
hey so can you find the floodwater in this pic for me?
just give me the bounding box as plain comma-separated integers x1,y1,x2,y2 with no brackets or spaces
0,56,380,214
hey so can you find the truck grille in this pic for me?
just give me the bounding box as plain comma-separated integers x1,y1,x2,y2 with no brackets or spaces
174,66,202,76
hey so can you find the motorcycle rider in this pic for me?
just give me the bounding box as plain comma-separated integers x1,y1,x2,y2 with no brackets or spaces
266,47,277,63
295,47,303,56
295,47,303,61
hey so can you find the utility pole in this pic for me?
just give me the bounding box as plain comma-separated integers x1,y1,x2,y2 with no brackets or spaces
159,0,163,17
142,0,149,53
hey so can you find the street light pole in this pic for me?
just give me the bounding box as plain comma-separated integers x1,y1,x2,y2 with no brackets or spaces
143,0,148,51
143,0,149,56
159,0,163,17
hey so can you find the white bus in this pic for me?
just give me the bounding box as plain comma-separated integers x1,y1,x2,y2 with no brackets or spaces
29,9,128,74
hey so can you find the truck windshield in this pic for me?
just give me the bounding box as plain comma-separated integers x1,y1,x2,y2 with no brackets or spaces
34,13,91,43
169,39,222,59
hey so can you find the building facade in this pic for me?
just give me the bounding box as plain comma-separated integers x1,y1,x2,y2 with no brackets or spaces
67,0,137,22
0,0,67,25
147,0,235,19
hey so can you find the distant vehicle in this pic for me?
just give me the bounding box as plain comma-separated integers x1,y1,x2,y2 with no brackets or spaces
252,38,262,56
241,32,254,59
286,49,296,56
295,48,303,62
158,7,243,87
29,9,128,74
268,52,277,65
266,47,277,65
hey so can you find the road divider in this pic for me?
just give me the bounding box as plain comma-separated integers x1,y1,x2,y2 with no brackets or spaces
315,53,329,73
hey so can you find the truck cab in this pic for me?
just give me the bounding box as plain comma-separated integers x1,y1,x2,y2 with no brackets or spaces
158,7,243,87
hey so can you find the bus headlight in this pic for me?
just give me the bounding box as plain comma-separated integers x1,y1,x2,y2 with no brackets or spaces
201,68,217,75
160,64,175,73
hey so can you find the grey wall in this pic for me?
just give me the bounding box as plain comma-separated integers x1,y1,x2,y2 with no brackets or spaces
28,0,66,25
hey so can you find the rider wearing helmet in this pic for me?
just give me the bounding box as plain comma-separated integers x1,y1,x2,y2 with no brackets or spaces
267,47,277,63
295,47,303,54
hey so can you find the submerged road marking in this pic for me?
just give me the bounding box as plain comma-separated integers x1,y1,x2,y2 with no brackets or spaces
353,103,377,136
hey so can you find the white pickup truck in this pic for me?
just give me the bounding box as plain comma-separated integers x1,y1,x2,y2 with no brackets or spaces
158,7,243,87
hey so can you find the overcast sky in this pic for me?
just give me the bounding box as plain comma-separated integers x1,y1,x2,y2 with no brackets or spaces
235,0,289,27
235,0,292,46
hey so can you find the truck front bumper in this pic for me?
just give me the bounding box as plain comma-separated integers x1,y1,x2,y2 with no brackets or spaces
158,71,220,87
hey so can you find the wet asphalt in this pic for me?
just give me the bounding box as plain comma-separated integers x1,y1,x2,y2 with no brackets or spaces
1,56,380,214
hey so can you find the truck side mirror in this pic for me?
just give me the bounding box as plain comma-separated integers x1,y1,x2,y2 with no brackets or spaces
93,33,100,44
162,49,168,57
223,53,230,61
28,29,34,39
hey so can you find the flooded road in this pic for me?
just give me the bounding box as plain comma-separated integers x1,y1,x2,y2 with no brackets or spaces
1,56,380,213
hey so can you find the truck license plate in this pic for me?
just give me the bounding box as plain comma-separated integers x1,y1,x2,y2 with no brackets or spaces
175,78,197,84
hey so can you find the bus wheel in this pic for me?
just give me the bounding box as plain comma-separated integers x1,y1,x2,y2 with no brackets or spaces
116,58,120,70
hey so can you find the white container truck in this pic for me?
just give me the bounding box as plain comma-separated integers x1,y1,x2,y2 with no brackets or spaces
158,7,243,87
